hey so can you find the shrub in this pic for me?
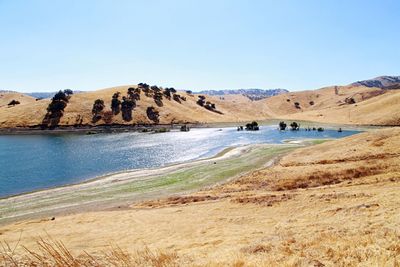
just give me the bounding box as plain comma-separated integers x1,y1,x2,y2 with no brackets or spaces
294,102,301,109
345,97,356,104
103,110,113,124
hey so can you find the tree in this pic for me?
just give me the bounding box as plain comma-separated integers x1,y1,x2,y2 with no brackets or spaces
278,121,287,130
197,95,206,106
92,99,105,123
127,87,140,100
172,94,181,103
294,102,301,109
163,88,172,100
290,122,300,131
42,90,70,128
153,91,163,107
52,90,69,102
7,100,20,106
121,97,135,121
146,106,159,123
111,93,121,115
245,121,259,131
64,89,74,96
92,99,105,115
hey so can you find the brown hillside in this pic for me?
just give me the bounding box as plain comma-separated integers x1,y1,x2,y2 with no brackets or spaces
0,92,36,107
263,85,400,125
0,84,399,128
0,85,273,128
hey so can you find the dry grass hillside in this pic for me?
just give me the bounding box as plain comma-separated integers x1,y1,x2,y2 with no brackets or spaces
0,85,273,128
0,84,399,128
262,85,400,125
1,128,399,266
0,92,36,108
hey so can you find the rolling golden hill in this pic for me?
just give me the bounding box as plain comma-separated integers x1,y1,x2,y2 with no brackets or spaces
0,91,36,108
0,83,399,128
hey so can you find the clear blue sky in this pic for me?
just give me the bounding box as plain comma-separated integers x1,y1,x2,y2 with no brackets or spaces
0,0,399,92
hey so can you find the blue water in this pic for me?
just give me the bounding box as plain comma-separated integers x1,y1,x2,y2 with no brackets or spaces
0,126,359,198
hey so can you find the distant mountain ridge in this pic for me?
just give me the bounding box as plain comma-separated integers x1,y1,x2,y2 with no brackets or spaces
198,88,289,100
26,91,84,99
351,76,400,89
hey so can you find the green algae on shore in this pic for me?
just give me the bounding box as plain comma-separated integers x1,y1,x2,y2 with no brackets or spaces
0,144,300,224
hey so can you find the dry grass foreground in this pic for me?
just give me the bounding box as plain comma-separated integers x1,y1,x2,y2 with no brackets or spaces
0,84,400,128
1,127,400,266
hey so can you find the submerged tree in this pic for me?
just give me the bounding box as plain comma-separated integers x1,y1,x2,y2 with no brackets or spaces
278,121,287,131
246,121,259,131
290,121,300,131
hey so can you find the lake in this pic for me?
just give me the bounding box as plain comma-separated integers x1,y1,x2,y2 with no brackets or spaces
0,126,359,198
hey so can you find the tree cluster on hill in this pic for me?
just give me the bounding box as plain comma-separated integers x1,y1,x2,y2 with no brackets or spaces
42,89,73,128
196,95,222,114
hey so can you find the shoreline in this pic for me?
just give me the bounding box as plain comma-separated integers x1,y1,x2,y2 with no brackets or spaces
0,120,389,135
0,142,303,225
0,146,237,201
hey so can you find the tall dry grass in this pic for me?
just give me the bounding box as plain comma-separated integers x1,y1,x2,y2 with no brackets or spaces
1,236,179,267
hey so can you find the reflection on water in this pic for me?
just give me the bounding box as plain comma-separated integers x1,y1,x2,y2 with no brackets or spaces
0,126,359,197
